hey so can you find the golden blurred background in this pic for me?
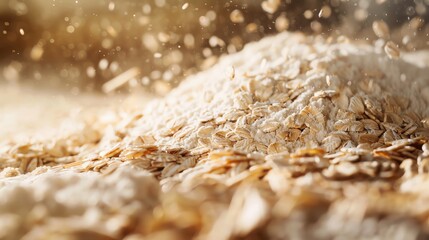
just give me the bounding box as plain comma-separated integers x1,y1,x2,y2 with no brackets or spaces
0,0,428,95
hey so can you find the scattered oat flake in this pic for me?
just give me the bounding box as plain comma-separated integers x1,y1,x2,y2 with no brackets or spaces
384,41,400,59
275,14,289,32
102,67,140,93
261,0,281,14
230,9,245,23
372,20,390,39
318,6,332,18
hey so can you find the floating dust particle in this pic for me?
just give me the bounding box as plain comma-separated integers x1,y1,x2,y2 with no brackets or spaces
372,20,390,39
142,4,151,14
101,38,113,49
304,10,313,19
202,48,212,58
206,10,216,21
311,21,322,33
354,9,368,21
230,9,245,23
157,32,170,43
384,41,400,59
99,59,109,70
30,43,44,61
154,0,166,8
318,5,332,18
227,44,237,54
143,34,159,52
230,36,243,48
199,15,211,27
106,26,117,37
261,0,281,14
66,25,75,33
209,36,226,48
108,2,115,11
245,23,258,33
402,35,411,46
150,70,162,80
181,3,189,10
376,0,387,4
153,80,171,95
415,3,427,15
275,14,289,32
86,66,96,78
184,34,195,49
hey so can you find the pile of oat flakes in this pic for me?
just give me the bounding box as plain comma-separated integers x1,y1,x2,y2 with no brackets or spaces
1,32,429,240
